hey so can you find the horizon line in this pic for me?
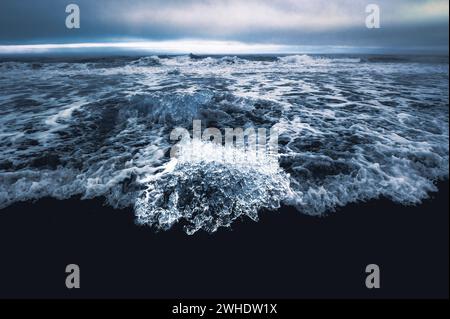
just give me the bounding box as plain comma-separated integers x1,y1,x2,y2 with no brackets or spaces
0,40,448,56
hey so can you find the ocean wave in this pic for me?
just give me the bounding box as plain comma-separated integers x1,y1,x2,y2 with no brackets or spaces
135,139,289,234
277,54,361,65
131,55,162,67
0,55,448,234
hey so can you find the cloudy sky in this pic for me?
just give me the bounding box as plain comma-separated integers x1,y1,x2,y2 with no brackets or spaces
0,0,448,53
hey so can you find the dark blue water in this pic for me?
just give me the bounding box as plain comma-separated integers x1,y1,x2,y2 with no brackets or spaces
0,54,448,234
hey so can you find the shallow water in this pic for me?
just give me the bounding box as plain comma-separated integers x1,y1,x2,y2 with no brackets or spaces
0,54,448,234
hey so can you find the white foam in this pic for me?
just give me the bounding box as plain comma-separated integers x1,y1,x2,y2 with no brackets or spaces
135,140,291,234
0,56,448,234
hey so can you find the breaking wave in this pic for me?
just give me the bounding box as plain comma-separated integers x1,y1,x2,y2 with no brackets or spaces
0,54,448,234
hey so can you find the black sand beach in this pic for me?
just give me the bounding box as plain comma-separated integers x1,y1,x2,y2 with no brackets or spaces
0,181,447,299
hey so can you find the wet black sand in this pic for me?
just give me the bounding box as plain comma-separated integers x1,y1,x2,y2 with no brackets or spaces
0,181,448,299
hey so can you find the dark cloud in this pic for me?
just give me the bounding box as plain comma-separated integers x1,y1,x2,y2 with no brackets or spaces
0,0,448,52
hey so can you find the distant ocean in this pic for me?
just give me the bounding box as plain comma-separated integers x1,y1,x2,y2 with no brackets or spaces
0,54,448,234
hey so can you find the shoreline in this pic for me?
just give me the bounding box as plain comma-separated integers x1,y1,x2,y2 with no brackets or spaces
0,180,448,298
